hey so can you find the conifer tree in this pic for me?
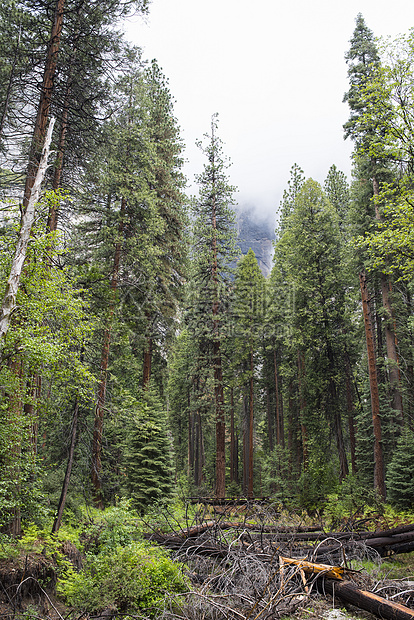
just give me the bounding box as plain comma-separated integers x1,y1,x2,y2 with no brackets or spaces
232,248,265,498
344,15,402,496
124,391,173,512
190,114,238,498
276,179,350,491
386,428,414,508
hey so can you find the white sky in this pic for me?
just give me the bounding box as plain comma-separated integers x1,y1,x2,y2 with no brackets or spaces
124,0,414,222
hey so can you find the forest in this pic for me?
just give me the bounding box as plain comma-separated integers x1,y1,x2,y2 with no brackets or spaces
1,2,414,619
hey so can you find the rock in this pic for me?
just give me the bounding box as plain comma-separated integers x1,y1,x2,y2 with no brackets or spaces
236,207,275,277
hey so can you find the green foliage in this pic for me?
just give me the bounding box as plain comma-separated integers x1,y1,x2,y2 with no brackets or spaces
356,181,414,281
124,391,174,513
58,541,188,617
297,459,339,513
81,500,142,554
323,475,384,528
386,428,414,508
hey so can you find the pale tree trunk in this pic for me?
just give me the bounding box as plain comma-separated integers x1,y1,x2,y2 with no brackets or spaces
0,118,55,346
359,270,386,499
8,358,23,537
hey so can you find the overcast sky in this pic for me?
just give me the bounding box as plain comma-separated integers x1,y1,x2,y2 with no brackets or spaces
124,0,414,223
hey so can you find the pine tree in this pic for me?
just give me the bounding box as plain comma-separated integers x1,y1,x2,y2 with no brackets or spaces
276,179,350,488
344,14,402,497
124,391,173,512
324,165,350,229
190,114,239,498
386,428,414,508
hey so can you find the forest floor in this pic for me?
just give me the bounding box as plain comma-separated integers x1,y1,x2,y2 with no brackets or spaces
0,505,414,620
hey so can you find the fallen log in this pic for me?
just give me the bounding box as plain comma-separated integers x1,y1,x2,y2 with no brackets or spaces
280,556,345,580
322,578,414,620
144,520,323,541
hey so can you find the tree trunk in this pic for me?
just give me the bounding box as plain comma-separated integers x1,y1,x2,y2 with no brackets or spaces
359,270,386,499
0,118,55,345
274,349,280,447
372,174,403,421
345,366,358,474
213,340,226,498
297,351,308,469
243,393,249,496
8,357,23,538
211,156,225,498
142,335,152,388
266,387,274,453
230,387,236,483
52,401,78,533
323,579,414,620
91,197,125,507
23,0,65,209
248,349,254,499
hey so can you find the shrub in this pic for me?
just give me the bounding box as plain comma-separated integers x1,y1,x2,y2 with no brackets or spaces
58,541,188,617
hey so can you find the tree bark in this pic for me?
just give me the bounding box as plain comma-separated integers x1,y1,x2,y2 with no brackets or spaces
274,349,280,447
248,349,254,499
213,340,226,498
230,387,236,483
359,270,386,499
323,579,414,620
142,335,152,388
372,174,403,421
92,196,125,507
52,401,78,533
0,118,55,346
23,0,65,210
266,387,274,453
297,351,308,469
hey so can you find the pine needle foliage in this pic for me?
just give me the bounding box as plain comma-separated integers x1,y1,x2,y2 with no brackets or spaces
124,390,174,513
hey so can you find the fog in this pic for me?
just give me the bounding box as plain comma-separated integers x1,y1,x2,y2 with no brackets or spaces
125,0,414,220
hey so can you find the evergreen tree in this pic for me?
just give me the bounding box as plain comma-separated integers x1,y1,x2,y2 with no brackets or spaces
324,165,350,229
386,428,414,508
190,114,239,498
344,14,402,497
124,391,173,512
275,179,351,496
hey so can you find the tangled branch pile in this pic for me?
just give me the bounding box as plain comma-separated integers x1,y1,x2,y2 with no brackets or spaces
144,504,414,620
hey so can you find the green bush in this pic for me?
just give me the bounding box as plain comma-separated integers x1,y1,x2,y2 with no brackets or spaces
58,541,188,617
82,499,142,554
323,475,384,528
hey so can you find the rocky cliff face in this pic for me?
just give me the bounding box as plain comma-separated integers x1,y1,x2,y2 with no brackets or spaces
236,208,275,277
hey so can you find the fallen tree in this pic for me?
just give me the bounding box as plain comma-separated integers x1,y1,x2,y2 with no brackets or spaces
321,578,414,620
